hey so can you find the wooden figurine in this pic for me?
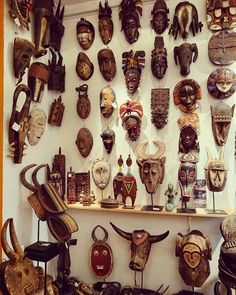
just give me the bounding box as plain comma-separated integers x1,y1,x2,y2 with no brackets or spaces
113,155,124,202
48,95,65,126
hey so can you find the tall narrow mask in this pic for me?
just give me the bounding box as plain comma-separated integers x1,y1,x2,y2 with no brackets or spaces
92,159,111,191
151,37,168,79
101,127,115,154
98,0,113,44
97,48,116,82
27,108,47,146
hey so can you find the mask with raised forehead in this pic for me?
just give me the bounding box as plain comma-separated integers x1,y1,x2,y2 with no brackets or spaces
151,37,168,79
101,127,115,154
76,18,95,50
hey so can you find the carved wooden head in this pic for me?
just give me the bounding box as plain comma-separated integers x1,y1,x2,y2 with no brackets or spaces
150,0,169,34
98,0,113,44
76,18,95,50
97,48,116,81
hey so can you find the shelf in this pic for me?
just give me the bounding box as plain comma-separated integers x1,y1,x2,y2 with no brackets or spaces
67,202,234,218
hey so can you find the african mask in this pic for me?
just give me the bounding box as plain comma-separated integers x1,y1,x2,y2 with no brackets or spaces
119,0,142,44
97,48,116,81
176,230,212,287
151,88,169,129
151,37,168,80
120,100,143,141
48,48,65,93
8,0,32,30
150,0,169,34
136,141,166,195
179,125,199,155
173,79,202,113
207,68,236,99
101,127,115,154
67,167,76,204
91,158,111,190
13,37,35,85
52,147,66,197
100,85,116,119
76,128,93,158
50,0,65,51
207,0,236,30
98,1,113,44
48,95,65,126
178,153,198,205
174,43,198,76
90,225,113,279
27,108,47,146
204,148,227,192
122,50,145,95
76,84,91,119
208,30,236,65
76,52,94,81
113,155,124,201
169,1,203,39
76,18,95,50
28,62,49,103
211,102,235,146
33,0,54,57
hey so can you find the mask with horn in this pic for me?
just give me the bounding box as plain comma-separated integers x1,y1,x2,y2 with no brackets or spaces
48,48,65,93
151,37,168,80
136,141,166,194
50,0,65,51
8,0,32,30
204,148,227,192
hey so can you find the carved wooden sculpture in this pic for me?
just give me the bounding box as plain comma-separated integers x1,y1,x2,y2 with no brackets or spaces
27,108,47,146
67,167,76,204
174,43,198,76
48,48,65,93
48,95,65,126
151,88,169,129
76,52,94,81
101,127,115,154
8,0,32,30
97,48,116,82
75,171,90,201
76,84,91,119
76,128,93,157
51,147,66,198
151,0,169,34
76,18,95,50
98,0,113,44
100,85,116,119
91,159,111,191
151,37,168,80
50,0,65,51
113,155,124,202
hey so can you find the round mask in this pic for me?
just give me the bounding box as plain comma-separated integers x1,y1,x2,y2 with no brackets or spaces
27,108,47,146
97,48,116,82
76,128,93,158
91,159,111,190
100,85,116,119
76,52,94,81
76,18,95,50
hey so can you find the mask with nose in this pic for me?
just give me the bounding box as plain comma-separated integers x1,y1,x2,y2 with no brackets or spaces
151,36,168,79
179,125,199,155
97,48,116,81
76,18,95,50
27,108,47,145
100,127,115,154
92,159,111,191
150,0,169,34
98,0,113,45
76,127,93,158
100,85,116,119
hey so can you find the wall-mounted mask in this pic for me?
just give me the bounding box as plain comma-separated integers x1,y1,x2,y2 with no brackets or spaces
27,108,47,146
92,158,111,190
101,127,115,154
76,52,94,81
136,141,166,195
28,62,49,103
76,84,91,119
50,0,65,51
204,148,227,192
178,125,199,155
48,95,65,127
173,79,202,113
33,0,54,57
150,0,169,34
169,2,203,39
48,48,65,93
120,100,143,141
98,1,113,44
8,0,32,30
13,37,35,85
207,68,236,99
76,128,93,158
122,50,145,95
211,102,235,146
100,85,116,119
176,230,212,287
174,43,198,76
207,0,236,30
76,18,95,50
97,48,116,82
119,0,142,44
151,88,169,129
208,30,236,66
151,36,168,79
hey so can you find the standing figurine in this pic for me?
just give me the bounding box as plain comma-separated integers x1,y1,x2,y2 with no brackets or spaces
164,183,177,212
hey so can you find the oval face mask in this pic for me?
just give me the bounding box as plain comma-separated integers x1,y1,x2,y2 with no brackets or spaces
76,128,93,158
100,85,116,119
98,1,113,44
76,18,95,50
97,48,116,82
76,84,91,119
27,108,47,146
91,159,111,190
76,52,94,81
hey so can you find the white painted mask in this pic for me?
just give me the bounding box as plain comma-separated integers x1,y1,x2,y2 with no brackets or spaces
27,108,47,145
91,159,111,190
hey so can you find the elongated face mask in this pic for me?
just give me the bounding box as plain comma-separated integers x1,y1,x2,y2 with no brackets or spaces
76,128,93,158
27,108,47,145
98,1,113,44
92,159,111,190
100,86,116,118
76,18,95,50
97,48,116,81
151,0,169,34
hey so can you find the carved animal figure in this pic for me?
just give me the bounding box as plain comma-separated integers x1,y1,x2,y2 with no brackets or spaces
174,43,198,76
110,222,169,272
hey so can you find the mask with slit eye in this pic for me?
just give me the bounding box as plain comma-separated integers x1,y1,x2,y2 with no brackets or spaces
76,128,93,158
150,0,169,34
100,85,116,119
27,108,47,145
76,18,95,50
151,37,168,79
92,159,111,190
98,1,113,44
101,127,115,154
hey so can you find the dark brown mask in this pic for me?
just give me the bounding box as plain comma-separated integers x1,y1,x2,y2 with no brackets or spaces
98,0,113,44
179,125,199,155
97,48,116,81
76,18,95,50
50,0,65,51
100,85,116,119
8,0,32,30
76,84,91,119
151,0,169,34
174,43,198,76
13,37,35,85
101,127,115,154
76,128,93,158
48,95,65,127
48,48,65,93
151,88,169,129
76,52,94,81
151,36,168,79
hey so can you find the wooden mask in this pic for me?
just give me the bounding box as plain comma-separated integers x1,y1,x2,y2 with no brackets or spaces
207,68,236,99
150,0,169,34
50,0,65,52
113,155,124,201
151,37,168,79
174,43,198,76
101,127,115,154
91,158,111,190
67,167,76,204
173,79,202,113
211,102,235,146
98,0,113,44
204,148,227,192
76,52,94,81
97,48,116,81
151,88,169,129
76,128,93,158
27,108,47,146
119,0,142,44
48,95,65,127
100,85,116,119
76,84,91,119
76,18,95,50
178,125,199,155
176,230,212,287
8,0,32,30
48,48,65,93
13,37,35,85
90,225,113,279
169,1,203,39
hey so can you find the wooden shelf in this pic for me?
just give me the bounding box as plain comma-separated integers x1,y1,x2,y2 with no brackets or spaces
67,202,234,218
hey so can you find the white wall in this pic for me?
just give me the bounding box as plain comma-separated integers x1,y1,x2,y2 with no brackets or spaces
3,0,236,294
